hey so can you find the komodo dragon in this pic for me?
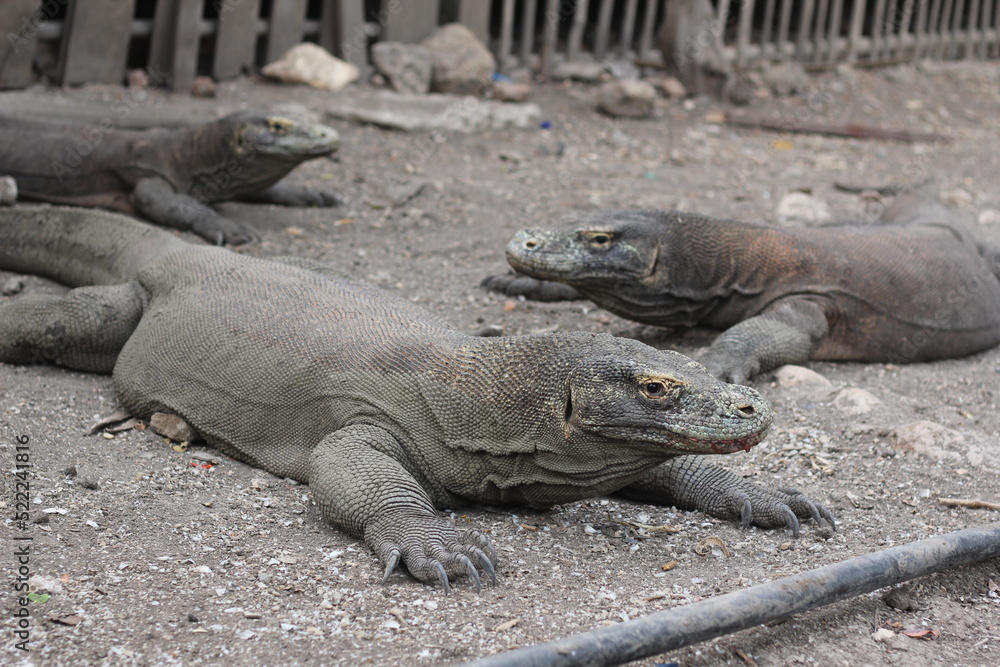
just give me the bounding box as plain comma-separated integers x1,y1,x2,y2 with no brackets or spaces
0,111,342,246
0,206,833,591
484,194,1000,384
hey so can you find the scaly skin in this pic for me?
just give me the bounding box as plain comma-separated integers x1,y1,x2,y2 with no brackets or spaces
484,195,1000,384
0,112,343,246
0,206,833,592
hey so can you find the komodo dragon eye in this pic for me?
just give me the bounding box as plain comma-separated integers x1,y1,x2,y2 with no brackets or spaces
267,118,294,135
583,231,614,247
641,381,667,398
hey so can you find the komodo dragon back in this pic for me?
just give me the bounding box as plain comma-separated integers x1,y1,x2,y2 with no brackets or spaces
1,206,834,592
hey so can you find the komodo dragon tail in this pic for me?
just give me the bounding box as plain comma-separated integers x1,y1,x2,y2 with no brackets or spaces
0,205,186,286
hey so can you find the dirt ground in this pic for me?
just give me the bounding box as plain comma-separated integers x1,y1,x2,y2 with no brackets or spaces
2,59,1000,667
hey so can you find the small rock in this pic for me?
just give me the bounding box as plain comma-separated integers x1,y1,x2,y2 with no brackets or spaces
262,43,360,91
2,275,25,295
833,388,883,416
872,627,895,642
596,80,657,118
551,61,607,82
149,412,198,443
654,75,688,98
883,586,922,611
760,59,809,97
191,76,217,98
493,80,532,103
940,187,972,208
28,574,63,595
422,23,495,95
776,192,833,224
773,365,833,388
370,41,432,95
888,421,963,461
977,208,1000,226
0,176,17,205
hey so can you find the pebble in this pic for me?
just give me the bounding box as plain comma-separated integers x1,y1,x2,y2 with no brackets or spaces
2,276,25,295
773,365,832,388
888,420,962,461
262,43,360,91
149,412,198,442
977,208,1000,226
493,81,532,103
0,176,17,205
776,192,833,224
833,388,883,416
596,80,657,118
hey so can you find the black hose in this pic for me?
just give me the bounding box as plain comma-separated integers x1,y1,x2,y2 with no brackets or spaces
463,522,1000,667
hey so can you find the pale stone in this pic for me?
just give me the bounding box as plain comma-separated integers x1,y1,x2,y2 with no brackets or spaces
551,61,608,82
370,42,432,95
421,24,495,95
833,388,883,416
325,90,539,133
0,176,17,205
977,208,1000,226
596,80,657,118
776,192,833,224
888,421,962,461
149,412,198,442
773,365,833,388
262,43,360,91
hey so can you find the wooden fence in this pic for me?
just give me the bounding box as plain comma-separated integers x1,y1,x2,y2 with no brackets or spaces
0,0,997,93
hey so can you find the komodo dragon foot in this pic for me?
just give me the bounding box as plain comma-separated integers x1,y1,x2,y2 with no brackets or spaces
480,271,583,302
618,456,836,538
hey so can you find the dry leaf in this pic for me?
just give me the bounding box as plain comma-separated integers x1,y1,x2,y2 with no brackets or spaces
902,628,940,640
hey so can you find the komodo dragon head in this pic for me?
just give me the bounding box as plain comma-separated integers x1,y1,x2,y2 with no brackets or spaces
224,111,340,162
553,335,772,456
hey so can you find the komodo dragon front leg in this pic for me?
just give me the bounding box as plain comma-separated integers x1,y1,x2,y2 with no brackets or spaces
698,297,830,385
309,424,497,593
618,456,835,537
133,177,260,246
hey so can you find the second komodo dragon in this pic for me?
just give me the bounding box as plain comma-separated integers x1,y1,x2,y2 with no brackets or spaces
0,206,832,591
484,194,1000,384
0,111,342,246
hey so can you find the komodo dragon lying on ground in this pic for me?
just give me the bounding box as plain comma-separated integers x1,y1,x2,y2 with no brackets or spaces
0,206,833,591
0,111,342,246
484,194,1000,384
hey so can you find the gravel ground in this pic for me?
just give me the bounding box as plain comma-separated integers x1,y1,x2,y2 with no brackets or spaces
2,59,1000,666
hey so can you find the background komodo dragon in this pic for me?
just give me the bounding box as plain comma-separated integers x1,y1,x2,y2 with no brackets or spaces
0,206,833,591
484,194,1000,384
0,111,342,246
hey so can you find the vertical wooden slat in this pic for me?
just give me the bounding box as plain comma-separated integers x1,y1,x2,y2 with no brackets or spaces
826,0,844,62
898,0,916,57
638,0,662,58
566,0,588,61
810,0,828,61
965,0,980,58
498,0,515,70
846,0,865,61
59,0,135,85
935,0,955,57
884,0,899,59
266,0,308,63
736,0,755,66
760,0,778,55
540,0,559,73
778,0,795,55
912,0,930,57
948,0,965,58
519,0,538,64
458,0,492,45
869,0,887,61
214,0,262,79
594,0,615,58
0,0,41,89
320,0,367,69
794,0,816,59
383,0,441,43
979,0,994,57
619,0,638,54
922,0,943,57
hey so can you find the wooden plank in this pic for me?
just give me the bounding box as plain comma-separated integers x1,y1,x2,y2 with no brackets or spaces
760,0,777,54
540,0,560,73
979,0,994,57
736,0,755,66
148,0,202,93
811,0,829,62
777,0,794,55
846,0,865,61
825,0,844,62
519,0,538,64
214,0,262,79
911,0,928,56
935,0,955,58
619,0,638,55
59,0,136,85
593,0,615,58
948,0,965,58
383,0,440,43
794,0,816,59
637,0,661,58
921,0,943,57
319,0,368,69
566,0,589,62
0,0,41,89
869,0,887,61
266,0,308,63
498,0,515,70
458,0,492,45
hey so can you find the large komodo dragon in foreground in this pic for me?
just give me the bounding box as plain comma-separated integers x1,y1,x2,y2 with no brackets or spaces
0,207,833,591
0,111,342,246
484,194,1000,384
